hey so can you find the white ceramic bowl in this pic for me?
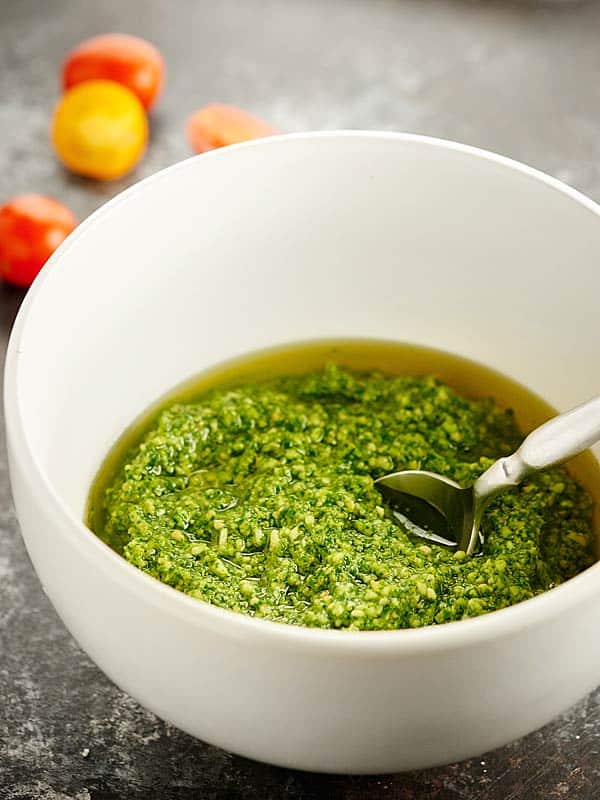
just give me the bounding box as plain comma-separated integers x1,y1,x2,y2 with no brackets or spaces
6,132,600,774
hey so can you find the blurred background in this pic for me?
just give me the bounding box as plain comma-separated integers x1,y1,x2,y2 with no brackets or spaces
3,0,600,220
2,1,600,798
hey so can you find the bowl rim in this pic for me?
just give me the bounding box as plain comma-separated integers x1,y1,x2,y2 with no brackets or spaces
6,129,600,656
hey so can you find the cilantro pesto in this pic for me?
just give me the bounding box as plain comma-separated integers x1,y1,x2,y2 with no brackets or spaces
92,364,595,630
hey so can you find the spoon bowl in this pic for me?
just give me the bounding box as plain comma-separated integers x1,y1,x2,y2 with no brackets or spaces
375,470,474,550
376,394,600,555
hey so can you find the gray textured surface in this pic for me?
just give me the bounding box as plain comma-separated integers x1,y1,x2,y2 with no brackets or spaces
2,0,600,797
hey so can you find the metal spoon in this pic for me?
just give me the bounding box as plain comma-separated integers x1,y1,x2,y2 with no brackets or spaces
375,394,600,556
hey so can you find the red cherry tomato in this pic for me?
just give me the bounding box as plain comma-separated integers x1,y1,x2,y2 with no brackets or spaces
62,33,165,110
0,195,77,287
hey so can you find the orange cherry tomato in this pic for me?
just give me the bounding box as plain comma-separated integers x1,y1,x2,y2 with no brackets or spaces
63,33,165,110
186,104,278,153
0,195,77,287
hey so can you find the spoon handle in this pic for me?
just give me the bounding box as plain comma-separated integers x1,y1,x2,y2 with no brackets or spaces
516,394,600,471
474,394,600,504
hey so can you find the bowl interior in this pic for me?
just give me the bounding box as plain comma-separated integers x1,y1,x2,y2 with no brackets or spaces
12,133,600,521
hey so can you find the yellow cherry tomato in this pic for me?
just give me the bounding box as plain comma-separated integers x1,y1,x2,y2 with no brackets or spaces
51,79,148,180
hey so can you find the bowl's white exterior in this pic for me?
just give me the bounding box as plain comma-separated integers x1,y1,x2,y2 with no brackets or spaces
6,132,600,774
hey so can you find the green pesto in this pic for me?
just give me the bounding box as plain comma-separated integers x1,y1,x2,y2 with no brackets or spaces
95,365,594,630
